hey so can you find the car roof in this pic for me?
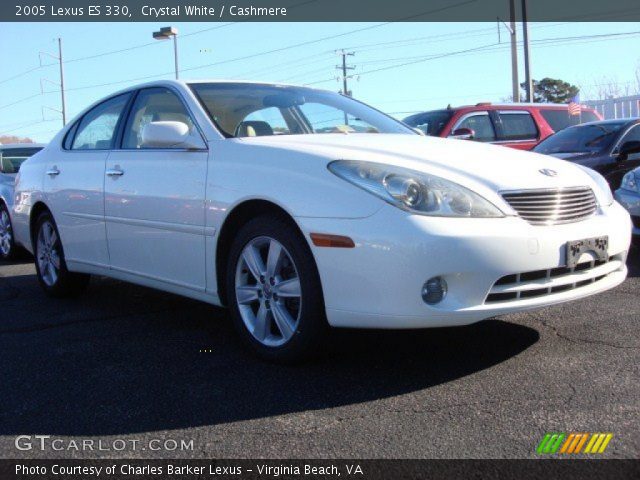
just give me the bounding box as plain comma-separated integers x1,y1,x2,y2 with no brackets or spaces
565,118,640,128
0,143,46,149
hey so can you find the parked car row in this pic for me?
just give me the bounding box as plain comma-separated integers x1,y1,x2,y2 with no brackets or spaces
0,81,635,362
0,143,45,259
403,102,601,150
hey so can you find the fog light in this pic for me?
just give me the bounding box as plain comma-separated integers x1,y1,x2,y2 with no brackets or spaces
422,277,447,305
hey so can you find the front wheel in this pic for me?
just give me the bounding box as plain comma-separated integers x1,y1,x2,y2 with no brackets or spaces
33,211,90,297
226,214,328,363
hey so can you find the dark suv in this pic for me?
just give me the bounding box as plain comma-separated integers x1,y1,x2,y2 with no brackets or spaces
403,103,601,150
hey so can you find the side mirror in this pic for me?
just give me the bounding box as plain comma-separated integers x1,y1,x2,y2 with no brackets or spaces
449,128,475,140
412,127,426,136
141,121,205,150
617,140,640,159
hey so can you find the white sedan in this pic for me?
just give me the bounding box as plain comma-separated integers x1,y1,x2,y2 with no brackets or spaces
12,80,632,362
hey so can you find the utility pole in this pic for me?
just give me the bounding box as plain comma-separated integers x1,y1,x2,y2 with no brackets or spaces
58,38,66,125
39,37,67,126
509,0,519,102
336,50,355,125
521,0,533,102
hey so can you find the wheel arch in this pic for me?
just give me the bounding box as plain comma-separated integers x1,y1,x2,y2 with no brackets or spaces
29,201,52,248
216,199,311,306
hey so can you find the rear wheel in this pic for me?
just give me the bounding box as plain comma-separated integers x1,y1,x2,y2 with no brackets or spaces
226,214,328,363
33,211,90,297
0,203,16,261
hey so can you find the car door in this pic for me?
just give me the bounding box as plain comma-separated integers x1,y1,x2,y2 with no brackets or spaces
104,87,208,290
609,124,640,188
492,110,539,150
450,111,497,143
43,93,131,268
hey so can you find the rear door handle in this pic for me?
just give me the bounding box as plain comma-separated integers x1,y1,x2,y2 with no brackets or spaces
106,168,124,177
46,167,60,176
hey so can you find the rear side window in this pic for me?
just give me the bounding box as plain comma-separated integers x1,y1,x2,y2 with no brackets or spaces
498,111,538,140
71,93,131,150
539,109,591,132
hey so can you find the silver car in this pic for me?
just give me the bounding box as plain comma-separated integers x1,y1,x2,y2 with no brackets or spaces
615,166,640,237
0,143,45,259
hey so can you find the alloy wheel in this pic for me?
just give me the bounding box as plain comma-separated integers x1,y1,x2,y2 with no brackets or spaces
235,236,302,347
0,209,12,257
36,220,61,286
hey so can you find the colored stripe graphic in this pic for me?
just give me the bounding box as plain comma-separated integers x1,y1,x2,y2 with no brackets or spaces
538,433,612,454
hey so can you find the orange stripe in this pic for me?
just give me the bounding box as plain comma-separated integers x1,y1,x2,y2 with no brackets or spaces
567,434,581,453
573,433,588,453
560,434,575,453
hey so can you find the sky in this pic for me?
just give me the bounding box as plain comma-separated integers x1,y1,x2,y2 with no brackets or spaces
1,21,638,142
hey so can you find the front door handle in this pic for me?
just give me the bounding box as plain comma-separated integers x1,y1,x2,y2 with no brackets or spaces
106,168,124,177
46,167,60,176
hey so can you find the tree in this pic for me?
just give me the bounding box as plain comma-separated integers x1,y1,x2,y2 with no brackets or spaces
520,77,579,103
0,135,35,144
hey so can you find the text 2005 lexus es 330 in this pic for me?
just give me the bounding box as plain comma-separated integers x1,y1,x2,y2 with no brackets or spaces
12,81,632,361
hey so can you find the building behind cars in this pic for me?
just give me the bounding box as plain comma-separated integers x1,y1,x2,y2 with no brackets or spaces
403,103,601,150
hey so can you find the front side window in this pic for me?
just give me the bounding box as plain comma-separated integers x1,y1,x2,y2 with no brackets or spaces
456,114,496,142
498,112,538,141
71,93,130,150
122,87,197,149
189,83,413,138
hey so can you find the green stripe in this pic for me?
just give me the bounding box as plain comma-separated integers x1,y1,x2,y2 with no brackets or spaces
537,433,552,454
549,433,566,453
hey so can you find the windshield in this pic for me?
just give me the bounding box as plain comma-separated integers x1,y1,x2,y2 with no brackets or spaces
189,83,414,138
0,147,42,174
533,122,625,155
403,110,454,136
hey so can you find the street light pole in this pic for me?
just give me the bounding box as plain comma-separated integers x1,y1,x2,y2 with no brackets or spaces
509,0,519,102
153,26,179,79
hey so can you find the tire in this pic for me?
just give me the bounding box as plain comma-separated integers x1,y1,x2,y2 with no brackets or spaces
0,202,17,261
33,211,90,297
226,213,328,363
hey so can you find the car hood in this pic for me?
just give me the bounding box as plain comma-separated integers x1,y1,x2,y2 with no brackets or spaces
239,133,599,194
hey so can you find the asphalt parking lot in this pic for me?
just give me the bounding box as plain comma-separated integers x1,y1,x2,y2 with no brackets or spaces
0,247,638,459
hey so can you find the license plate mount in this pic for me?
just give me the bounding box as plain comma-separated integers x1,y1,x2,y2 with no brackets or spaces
565,236,608,268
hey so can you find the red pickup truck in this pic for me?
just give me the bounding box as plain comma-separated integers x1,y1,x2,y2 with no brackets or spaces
403,103,602,150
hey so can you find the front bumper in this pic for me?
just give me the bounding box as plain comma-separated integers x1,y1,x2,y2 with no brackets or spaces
614,188,640,236
296,202,632,329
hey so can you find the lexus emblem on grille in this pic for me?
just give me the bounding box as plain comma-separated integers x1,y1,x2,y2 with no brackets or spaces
539,168,558,177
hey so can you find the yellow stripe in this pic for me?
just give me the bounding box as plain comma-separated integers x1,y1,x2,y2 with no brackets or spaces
584,434,599,453
590,434,606,453
560,434,575,453
573,433,588,454
597,434,613,453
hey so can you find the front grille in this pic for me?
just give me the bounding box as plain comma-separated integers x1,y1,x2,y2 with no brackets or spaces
501,187,597,226
485,254,623,304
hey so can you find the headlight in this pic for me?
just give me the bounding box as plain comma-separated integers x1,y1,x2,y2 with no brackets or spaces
328,160,504,217
621,170,640,193
577,165,614,206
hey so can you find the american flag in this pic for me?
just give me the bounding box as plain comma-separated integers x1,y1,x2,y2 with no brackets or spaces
568,93,581,116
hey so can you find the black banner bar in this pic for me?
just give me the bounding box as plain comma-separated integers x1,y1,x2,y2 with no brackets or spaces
1,459,639,480
2,0,640,22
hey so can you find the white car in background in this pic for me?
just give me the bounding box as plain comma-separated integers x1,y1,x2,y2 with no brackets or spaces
11,80,632,362
0,143,45,260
